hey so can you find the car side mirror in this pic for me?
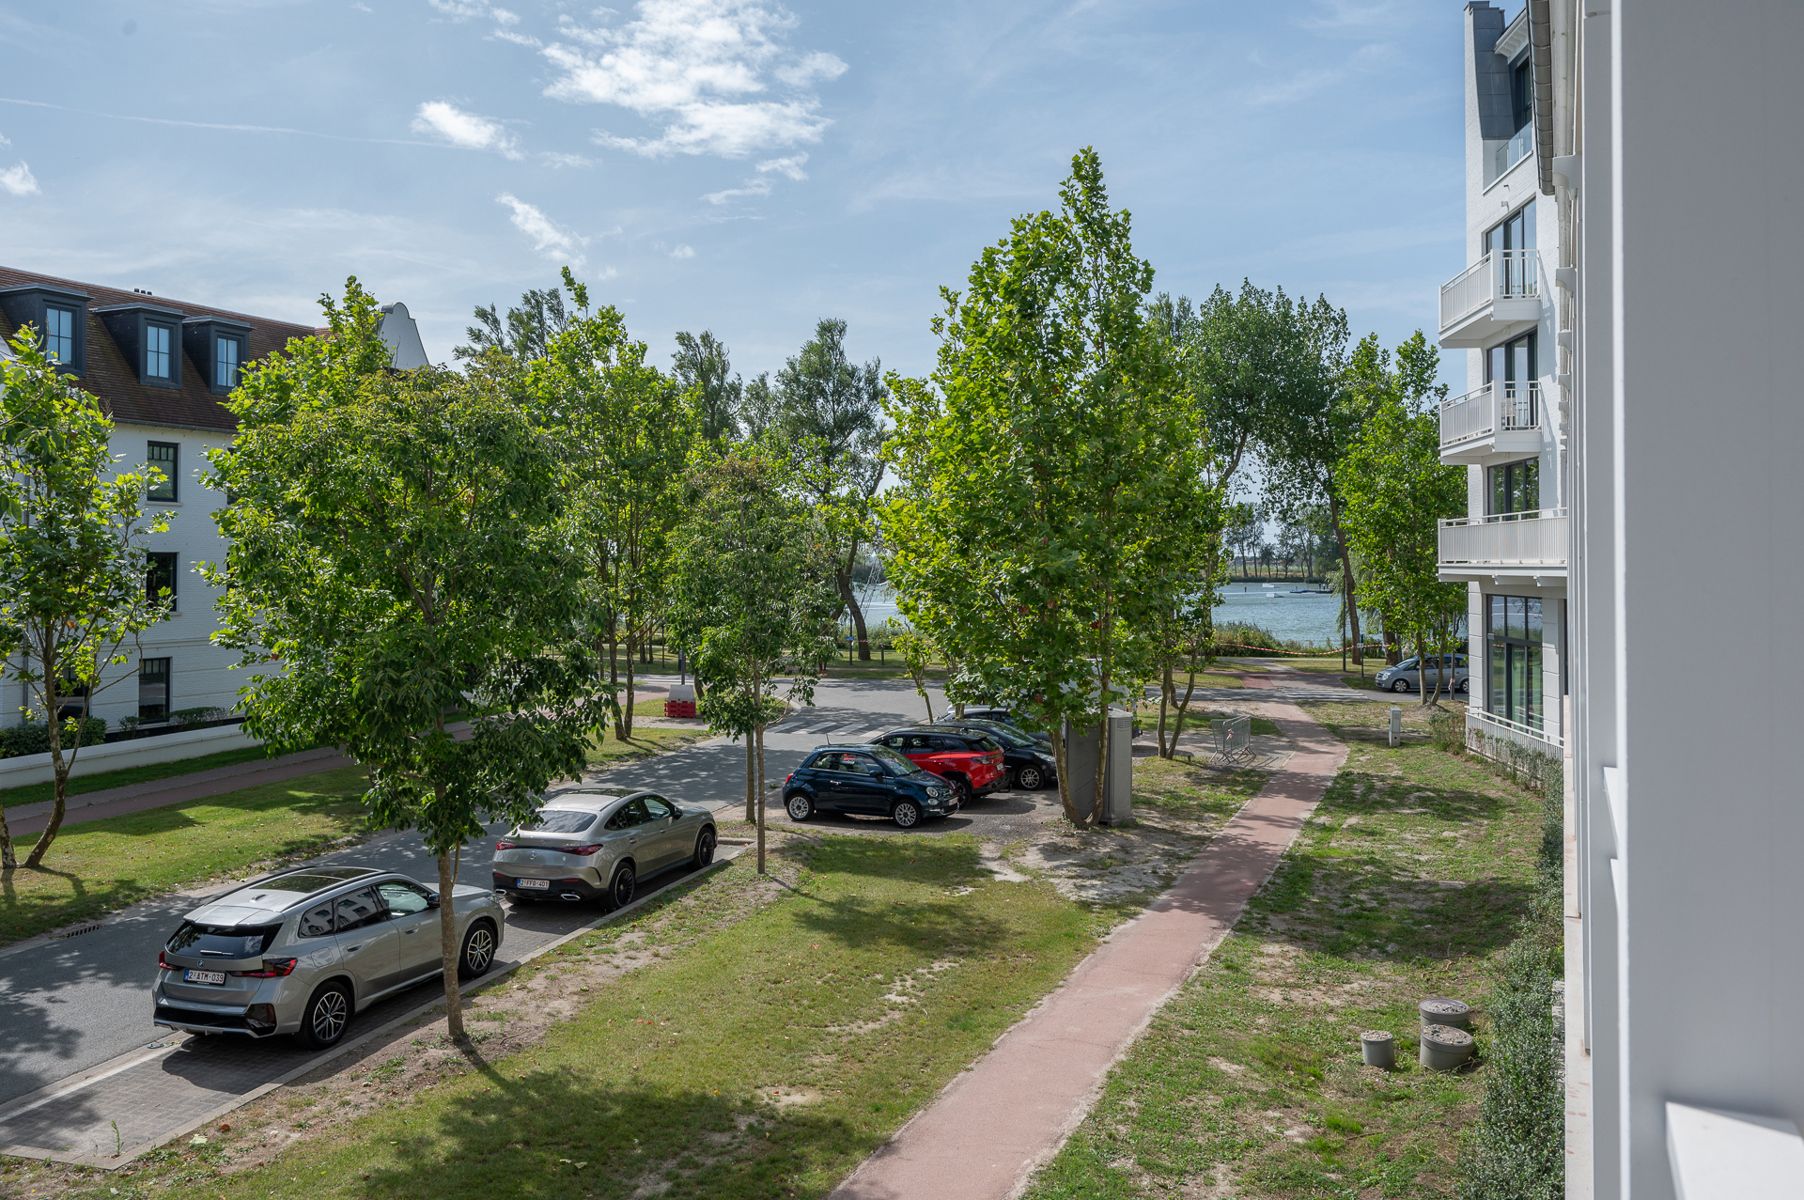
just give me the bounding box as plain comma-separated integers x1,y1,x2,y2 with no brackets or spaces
426,894,441,909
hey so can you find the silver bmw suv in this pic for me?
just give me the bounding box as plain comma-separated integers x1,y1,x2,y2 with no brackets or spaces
153,865,506,1049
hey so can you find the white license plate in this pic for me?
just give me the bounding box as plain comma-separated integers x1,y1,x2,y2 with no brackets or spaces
516,877,550,891
183,969,227,985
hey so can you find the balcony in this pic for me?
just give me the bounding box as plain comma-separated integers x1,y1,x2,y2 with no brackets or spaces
1438,249,1541,348
1438,508,1568,583
1466,707,1562,755
1439,381,1544,465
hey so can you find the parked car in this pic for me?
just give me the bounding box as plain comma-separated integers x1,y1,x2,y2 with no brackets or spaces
871,726,1009,801
492,791,717,909
153,865,504,1050
783,744,959,828
955,707,1052,747
932,719,1059,790
1375,654,1471,694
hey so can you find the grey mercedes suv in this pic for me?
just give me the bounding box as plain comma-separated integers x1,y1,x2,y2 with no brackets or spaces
153,865,505,1049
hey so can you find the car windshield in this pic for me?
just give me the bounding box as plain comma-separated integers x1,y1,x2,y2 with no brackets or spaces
523,808,598,834
968,723,1030,748
867,746,919,775
167,920,281,958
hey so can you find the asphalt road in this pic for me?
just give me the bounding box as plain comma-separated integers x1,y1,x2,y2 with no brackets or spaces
0,675,946,1110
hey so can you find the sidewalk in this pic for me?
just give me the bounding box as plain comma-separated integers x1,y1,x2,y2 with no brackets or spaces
831,680,1347,1200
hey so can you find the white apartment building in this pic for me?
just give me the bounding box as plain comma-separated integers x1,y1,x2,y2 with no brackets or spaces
1454,2,1804,1197
0,268,429,734
1439,2,1568,757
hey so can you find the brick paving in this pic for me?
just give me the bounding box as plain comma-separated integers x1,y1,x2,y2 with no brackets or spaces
830,678,1347,1200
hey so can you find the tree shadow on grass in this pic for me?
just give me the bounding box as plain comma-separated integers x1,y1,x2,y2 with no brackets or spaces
357,1055,867,1200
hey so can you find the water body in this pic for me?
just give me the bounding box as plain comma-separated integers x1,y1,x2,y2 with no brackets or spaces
851,581,1343,650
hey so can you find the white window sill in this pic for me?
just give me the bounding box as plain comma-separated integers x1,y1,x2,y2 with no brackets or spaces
1668,1102,1804,1200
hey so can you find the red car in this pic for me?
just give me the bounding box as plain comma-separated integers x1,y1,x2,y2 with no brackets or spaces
871,727,1007,803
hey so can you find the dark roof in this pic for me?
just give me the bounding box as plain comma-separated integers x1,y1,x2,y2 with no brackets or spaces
0,265,318,433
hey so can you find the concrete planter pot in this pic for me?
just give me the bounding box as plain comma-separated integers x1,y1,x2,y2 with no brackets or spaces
1419,1023,1476,1071
1360,1030,1396,1069
1419,996,1472,1030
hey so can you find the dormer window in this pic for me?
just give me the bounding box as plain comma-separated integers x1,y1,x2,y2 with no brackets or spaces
45,304,76,364
145,323,173,380
214,333,242,389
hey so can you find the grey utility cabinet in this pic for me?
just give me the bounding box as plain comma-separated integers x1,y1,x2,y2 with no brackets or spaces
1063,706,1135,825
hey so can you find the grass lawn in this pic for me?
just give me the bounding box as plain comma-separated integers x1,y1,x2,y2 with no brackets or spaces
582,725,710,766
0,765,372,946
1022,701,1542,1200
0,744,279,814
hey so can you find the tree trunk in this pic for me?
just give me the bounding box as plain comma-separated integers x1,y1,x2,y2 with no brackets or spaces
622,627,637,739
437,847,465,1042
0,801,15,870
1325,493,1363,665
743,723,756,825
1157,661,1174,759
838,567,871,661
25,701,70,869
755,721,767,875
608,612,624,739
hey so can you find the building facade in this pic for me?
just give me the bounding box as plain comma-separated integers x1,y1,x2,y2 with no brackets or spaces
1439,2,1568,759
0,268,428,734
1460,2,1804,1197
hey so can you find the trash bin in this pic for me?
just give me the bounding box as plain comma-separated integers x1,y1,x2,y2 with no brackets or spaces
1063,706,1135,824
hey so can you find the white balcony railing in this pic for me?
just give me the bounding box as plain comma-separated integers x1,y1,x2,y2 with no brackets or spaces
1438,507,1569,570
1439,381,1541,450
1468,706,1562,752
1439,249,1540,334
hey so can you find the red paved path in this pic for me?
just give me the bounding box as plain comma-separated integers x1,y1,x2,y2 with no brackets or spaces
831,678,1347,1200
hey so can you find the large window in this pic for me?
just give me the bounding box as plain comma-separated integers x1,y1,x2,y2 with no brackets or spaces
45,304,75,364
138,657,171,722
1486,331,1538,427
214,334,242,390
1487,596,1543,732
1510,58,1534,134
145,323,173,380
1488,457,1540,516
146,551,178,609
1483,204,1536,295
146,441,178,502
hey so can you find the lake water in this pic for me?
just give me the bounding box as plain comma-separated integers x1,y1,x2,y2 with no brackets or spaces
851,581,1343,650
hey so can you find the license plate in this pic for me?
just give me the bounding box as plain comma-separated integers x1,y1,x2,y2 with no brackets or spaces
183,969,226,985
516,877,550,891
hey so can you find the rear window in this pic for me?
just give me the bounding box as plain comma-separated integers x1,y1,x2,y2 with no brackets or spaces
167,921,281,958
524,809,597,834
974,724,1030,747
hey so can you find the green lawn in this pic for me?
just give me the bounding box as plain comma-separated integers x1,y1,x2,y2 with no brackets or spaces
582,725,710,766
1021,703,1543,1200
0,744,279,814
0,765,372,946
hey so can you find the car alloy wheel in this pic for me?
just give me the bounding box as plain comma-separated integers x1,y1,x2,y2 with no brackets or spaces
892,800,921,828
1016,765,1044,791
301,982,350,1050
786,793,813,821
459,920,496,979
693,827,717,867
947,775,971,804
1391,679,1411,693
610,863,637,910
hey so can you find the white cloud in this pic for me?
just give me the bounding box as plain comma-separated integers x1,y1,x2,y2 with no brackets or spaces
538,150,593,169
668,243,696,259
411,100,523,159
427,0,517,24
703,177,771,205
756,151,806,180
0,161,39,197
496,193,588,267
544,0,846,160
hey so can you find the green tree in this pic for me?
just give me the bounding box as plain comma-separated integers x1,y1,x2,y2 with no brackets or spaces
883,148,1219,827
1335,332,1465,703
0,330,170,869
672,329,743,446
533,271,696,739
1223,501,1262,580
737,372,777,441
892,623,937,721
206,281,591,1041
769,318,887,660
455,286,572,364
668,447,836,872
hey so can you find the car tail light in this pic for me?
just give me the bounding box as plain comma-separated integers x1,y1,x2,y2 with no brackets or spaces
785,772,793,784
233,958,298,978
495,839,516,851
561,844,603,855
157,950,173,971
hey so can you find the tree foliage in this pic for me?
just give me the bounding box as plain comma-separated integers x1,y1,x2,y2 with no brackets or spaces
882,148,1222,826
672,329,743,446
207,280,591,1039
0,329,169,869
456,286,572,364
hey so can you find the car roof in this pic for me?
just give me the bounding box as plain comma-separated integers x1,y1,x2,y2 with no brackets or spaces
191,866,391,924
812,743,884,754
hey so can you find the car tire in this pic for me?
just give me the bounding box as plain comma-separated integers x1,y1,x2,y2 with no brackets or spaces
1391,679,1411,693
297,980,352,1051
1015,764,1045,791
692,826,717,868
458,919,497,980
945,775,972,805
1457,677,1470,694
785,792,814,822
892,800,922,829
607,862,637,911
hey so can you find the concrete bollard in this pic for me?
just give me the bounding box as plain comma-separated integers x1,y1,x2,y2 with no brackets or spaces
1388,705,1402,747
1360,1030,1396,1069
1419,997,1472,1030
1420,1023,1475,1071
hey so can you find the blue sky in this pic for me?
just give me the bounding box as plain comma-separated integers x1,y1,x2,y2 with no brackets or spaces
0,0,1465,399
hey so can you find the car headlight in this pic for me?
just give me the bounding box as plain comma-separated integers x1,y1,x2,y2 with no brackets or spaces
925,786,946,798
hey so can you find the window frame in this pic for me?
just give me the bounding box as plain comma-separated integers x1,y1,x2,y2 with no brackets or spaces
1486,595,1545,731
138,656,172,722
213,332,244,391
146,441,180,503
144,321,176,383
44,303,76,365
1487,457,1540,517
146,551,179,610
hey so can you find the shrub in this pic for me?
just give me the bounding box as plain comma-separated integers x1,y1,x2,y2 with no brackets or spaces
1212,621,1309,656
1460,934,1564,1200
0,717,109,759
171,705,227,728
1428,708,1465,751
